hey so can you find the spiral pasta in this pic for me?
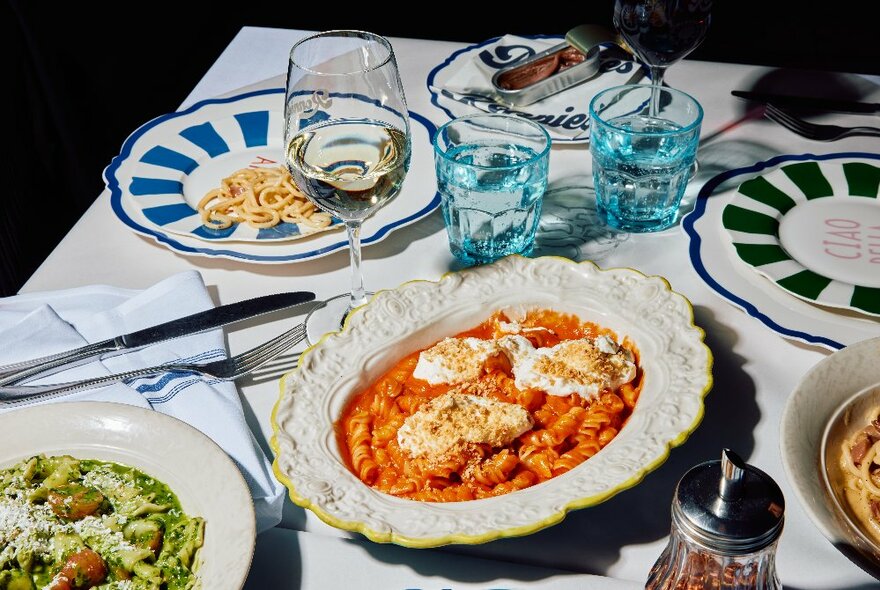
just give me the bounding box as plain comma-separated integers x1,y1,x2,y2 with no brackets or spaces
337,310,643,502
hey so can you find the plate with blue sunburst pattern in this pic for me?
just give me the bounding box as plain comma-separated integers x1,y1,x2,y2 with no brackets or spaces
105,88,440,262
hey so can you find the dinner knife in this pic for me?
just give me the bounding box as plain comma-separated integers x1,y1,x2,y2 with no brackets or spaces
0,291,315,386
731,90,880,114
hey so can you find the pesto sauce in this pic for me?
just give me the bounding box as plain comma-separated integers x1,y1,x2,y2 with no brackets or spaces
0,455,203,590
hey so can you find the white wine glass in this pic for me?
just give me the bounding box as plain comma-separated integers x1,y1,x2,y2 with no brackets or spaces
285,31,411,343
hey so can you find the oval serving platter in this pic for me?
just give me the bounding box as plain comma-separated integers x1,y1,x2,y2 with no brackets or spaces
272,255,712,547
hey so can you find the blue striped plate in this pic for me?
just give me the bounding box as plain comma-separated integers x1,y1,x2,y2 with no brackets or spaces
106,89,440,262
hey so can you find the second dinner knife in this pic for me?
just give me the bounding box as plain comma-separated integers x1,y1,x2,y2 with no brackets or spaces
732,90,880,114
0,291,315,386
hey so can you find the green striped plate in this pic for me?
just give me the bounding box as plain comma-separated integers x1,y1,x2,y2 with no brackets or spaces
722,159,880,317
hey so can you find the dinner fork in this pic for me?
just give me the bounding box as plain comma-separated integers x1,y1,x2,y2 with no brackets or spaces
0,323,306,406
764,103,880,141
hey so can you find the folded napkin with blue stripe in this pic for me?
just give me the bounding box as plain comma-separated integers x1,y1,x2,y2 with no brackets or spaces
0,271,284,532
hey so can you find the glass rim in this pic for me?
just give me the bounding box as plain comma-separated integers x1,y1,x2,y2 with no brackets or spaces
589,84,704,136
289,30,394,76
433,114,552,171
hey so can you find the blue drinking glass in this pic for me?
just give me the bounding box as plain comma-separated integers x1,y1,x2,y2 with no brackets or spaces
434,114,551,265
589,84,703,232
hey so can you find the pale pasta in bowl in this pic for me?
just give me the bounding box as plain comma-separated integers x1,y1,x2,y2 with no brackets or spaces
822,384,880,564
272,255,713,547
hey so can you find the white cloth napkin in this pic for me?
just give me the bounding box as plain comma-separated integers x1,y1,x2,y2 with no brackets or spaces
0,271,284,532
430,34,646,140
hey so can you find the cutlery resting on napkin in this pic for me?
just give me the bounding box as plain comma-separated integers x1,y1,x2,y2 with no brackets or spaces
0,271,287,532
0,290,314,386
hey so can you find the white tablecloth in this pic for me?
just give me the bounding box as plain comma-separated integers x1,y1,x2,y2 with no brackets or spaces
21,26,880,589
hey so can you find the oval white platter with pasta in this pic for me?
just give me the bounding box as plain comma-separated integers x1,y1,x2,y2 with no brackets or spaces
106,89,440,259
272,255,713,547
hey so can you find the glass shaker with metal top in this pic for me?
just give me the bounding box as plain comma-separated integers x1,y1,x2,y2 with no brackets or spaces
646,449,785,589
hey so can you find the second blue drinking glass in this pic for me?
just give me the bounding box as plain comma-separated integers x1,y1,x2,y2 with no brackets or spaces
434,114,551,265
589,84,703,232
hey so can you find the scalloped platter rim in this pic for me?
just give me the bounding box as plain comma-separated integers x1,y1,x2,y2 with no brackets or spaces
271,255,713,547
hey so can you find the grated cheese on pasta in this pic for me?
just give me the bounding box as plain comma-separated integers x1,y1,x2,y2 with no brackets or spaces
397,392,533,461
498,334,636,399
339,309,642,502
0,496,56,565
0,495,138,567
412,337,502,385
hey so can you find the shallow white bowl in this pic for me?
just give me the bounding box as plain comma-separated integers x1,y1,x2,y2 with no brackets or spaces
780,336,880,575
272,256,712,547
0,401,256,589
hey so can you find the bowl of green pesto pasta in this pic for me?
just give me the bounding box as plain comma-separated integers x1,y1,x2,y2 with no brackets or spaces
0,402,255,590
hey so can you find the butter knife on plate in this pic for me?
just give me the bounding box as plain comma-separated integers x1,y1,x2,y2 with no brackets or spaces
0,291,315,386
731,90,880,114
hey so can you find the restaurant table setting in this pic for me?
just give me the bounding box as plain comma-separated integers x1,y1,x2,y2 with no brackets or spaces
3,9,880,590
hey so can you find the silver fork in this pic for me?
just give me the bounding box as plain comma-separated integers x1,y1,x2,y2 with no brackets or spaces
0,323,306,406
764,103,880,141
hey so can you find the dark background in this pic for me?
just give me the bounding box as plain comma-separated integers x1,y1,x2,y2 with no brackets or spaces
4,0,879,296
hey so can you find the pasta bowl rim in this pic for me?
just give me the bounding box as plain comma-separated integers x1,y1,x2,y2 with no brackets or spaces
271,255,713,547
0,401,256,589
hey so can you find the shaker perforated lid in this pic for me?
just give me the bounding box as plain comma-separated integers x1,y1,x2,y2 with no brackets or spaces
672,449,785,554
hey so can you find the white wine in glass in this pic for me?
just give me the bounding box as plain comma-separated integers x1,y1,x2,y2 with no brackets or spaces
285,31,411,343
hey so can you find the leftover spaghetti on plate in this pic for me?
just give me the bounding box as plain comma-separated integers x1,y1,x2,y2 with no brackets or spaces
197,166,332,231
337,309,642,502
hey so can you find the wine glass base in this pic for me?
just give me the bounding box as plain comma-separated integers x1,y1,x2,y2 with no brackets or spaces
304,292,374,345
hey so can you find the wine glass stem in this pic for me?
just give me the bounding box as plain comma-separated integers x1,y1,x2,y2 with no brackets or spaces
345,221,368,310
649,66,667,117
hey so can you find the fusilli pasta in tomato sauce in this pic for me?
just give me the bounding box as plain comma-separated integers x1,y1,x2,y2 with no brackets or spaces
337,310,642,501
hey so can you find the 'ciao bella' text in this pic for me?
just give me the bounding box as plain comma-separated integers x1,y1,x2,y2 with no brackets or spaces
823,218,880,263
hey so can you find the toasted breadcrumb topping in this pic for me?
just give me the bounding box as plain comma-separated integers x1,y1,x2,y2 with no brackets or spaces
397,392,533,462
412,337,500,385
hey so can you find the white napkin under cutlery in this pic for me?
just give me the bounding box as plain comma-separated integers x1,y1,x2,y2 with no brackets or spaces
0,271,284,532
